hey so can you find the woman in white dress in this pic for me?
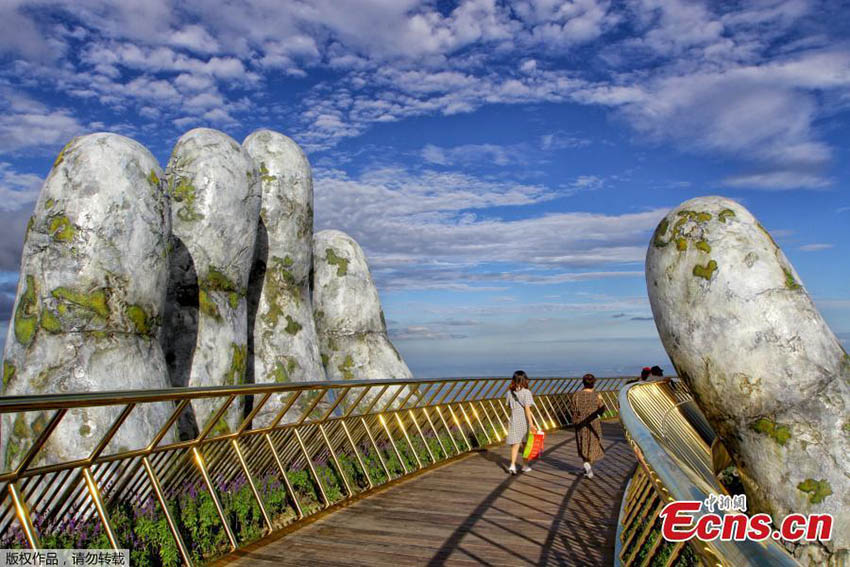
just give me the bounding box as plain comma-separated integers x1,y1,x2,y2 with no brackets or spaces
506,370,538,474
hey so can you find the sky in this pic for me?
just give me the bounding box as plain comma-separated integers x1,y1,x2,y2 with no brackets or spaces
0,0,848,378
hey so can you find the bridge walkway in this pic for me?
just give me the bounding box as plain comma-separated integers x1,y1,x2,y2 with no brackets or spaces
221,421,635,567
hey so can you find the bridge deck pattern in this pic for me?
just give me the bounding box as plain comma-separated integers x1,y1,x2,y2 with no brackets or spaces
222,421,635,566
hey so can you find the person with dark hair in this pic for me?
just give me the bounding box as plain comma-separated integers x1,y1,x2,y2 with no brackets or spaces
650,366,664,380
569,373,606,478
505,370,538,475
626,367,651,384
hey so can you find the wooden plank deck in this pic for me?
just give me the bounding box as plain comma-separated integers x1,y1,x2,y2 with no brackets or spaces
222,421,636,566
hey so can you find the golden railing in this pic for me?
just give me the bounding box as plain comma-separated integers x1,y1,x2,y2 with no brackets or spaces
616,380,801,567
0,376,629,566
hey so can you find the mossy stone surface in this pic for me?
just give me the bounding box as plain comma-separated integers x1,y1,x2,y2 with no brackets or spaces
2,133,174,472
646,196,850,557
243,129,327,427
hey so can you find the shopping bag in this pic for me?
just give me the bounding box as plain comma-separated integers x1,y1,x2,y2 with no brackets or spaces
522,431,545,460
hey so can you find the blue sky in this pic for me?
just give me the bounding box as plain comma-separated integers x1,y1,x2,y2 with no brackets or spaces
0,0,848,378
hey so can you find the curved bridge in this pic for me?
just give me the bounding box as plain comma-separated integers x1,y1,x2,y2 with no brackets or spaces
222,421,635,567
0,377,803,566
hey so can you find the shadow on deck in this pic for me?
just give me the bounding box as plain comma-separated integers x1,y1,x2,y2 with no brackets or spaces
220,421,636,566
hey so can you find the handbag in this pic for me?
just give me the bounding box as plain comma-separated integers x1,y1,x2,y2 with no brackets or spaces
523,430,545,460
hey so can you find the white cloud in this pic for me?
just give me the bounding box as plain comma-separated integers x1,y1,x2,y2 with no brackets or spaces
722,171,832,190
0,0,846,193
0,163,42,211
0,91,86,153
798,243,834,252
421,143,517,166
314,164,664,290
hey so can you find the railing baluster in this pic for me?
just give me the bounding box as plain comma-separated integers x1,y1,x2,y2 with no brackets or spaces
378,415,408,475
318,424,353,497
421,407,450,458
407,410,435,464
82,467,119,549
394,413,422,469
360,416,392,481
191,447,237,550
434,406,461,454
292,428,329,508
141,456,192,566
231,438,273,531
340,420,373,490
264,434,303,520
7,482,39,549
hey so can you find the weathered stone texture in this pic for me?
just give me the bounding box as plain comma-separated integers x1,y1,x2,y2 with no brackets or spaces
1,133,174,468
646,196,849,562
163,128,260,434
313,230,412,395
243,130,326,426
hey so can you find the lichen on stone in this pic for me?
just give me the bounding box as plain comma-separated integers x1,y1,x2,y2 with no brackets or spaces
228,292,239,310
283,256,294,268
751,417,791,445
126,304,154,336
198,289,221,321
39,307,63,334
675,238,687,251
171,177,204,222
338,355,354,380
326,248,349,276
223,343,247,386
261,257,300,326
14,275,39,346
652,218,670,248
52,287,109,319
297,206,312,239
12,414,28,438
695,240,711,253
692,260,717,280
269,357,299,383
321,354,329,366
284,315,302,335
2,361,16,390
45,198,55,210
719,209,735,223
756,222,779,249
783,268,801,290
148,169,160,186
31,412,48,436
52,140,73,169
203,266,239,293
797,479,832,504
676,210,712,223
48,215,75,243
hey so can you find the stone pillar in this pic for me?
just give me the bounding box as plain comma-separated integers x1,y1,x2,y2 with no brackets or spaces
1,133,174,468
313,230,412,409
242,130,326,426
646,195,849,563
163,128,260,434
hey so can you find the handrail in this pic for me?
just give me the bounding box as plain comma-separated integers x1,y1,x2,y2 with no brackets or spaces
616,380,800,567
0,375,631,565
